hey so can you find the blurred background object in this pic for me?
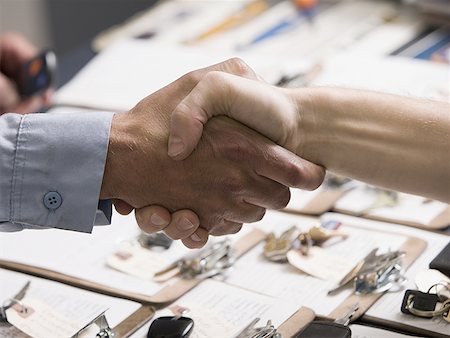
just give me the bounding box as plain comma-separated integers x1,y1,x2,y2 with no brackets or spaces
0,0,157,53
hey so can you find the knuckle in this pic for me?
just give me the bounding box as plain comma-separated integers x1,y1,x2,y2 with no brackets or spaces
285,162,305,187
181,70,202,87
226,57,252,76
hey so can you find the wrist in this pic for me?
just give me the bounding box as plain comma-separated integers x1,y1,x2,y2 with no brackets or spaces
100,112,133,200
286,87,317,160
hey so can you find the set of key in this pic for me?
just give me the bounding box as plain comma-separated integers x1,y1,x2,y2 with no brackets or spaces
263,222,348,262
328,248,406,295
401,284,450,322
154,240,236,282
235,318,281,338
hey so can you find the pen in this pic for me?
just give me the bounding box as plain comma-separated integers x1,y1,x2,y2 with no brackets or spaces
238,0,318,49
188,0,279,43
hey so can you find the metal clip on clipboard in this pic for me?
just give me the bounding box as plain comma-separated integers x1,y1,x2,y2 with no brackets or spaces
75,312,116,338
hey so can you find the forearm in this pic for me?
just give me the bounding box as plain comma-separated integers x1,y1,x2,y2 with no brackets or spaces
294,87,450,202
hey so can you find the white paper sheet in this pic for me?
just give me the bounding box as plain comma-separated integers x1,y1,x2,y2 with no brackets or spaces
0,268,140,337
224,211,406,316
129,279,299,338
55,39,310,111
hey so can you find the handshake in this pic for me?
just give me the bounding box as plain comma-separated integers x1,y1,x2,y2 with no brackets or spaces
99,59,325,248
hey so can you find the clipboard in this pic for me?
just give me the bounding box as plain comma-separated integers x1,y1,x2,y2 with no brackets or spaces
326,234,426,321
285,187,346,215
0,229,266,305
285,187,450,230
333,206,450,231
0,267,154,338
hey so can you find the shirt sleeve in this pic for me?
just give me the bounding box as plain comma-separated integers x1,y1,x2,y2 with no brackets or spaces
0,111,115,233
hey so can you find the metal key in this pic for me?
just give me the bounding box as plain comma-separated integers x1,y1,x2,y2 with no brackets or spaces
264,226,301,262
328,249,405,295
235,318,282,338
328,249,377,295
154,240,235,282
294,303,359,338
0,281,31,322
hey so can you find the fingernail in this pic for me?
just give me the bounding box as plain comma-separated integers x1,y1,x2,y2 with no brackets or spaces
178,218,195,231
168,137,185,157
151,214,167,226
190,233,202,242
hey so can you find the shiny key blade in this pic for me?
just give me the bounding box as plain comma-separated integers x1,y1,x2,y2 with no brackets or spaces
328,248,378,295
13,281,31,301
235,317,260,338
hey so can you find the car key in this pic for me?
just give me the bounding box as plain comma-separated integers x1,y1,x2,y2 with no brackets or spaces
147,316,194,338
293,303,358,338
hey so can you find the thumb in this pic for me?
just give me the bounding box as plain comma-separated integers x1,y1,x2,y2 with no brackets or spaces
168,71,295,160
0,73,20,113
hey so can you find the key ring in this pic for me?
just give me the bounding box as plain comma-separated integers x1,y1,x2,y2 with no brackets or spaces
406,293,450,317
427,282,450,302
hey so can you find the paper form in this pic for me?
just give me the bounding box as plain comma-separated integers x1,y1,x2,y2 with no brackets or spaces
129,279,299,338
321,213,450,337
55,39,310,111
224,211,406,316
0,268,140,337
0,211,255,298
93,0,249,51
223,0,399,58
335,189,449,226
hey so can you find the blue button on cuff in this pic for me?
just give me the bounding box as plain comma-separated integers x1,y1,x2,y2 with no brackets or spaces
43,191,63,210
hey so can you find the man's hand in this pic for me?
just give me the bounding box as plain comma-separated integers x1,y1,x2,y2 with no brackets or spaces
100,59,325,248
167,72,303,160
0,32,52,114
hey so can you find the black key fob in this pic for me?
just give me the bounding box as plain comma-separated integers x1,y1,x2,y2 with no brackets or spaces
400,289,439,315
18,50,57,97
294,321,352,338
429,241,450,278
147,316,194,338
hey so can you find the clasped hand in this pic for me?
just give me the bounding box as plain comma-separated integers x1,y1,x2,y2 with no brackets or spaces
100,59,325,248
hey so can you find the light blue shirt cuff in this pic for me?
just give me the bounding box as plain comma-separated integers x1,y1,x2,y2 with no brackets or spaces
0,112,114,233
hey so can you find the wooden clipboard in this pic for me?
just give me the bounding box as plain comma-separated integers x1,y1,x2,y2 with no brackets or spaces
277,307,316,338
285,188,450,230
333,206,450,231
327,235,427,321
0,229,266,305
